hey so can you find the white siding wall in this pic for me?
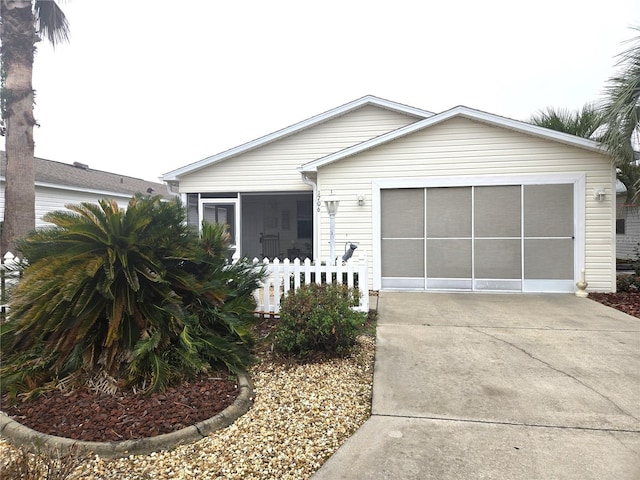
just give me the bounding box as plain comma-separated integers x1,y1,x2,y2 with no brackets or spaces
316,117,615,292
34,186,132,227
178,105,420,193
616,201,640,260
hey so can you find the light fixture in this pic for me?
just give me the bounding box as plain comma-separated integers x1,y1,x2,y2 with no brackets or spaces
357,195,364,206
324,195,340,265
324,195,340,215
594,189,606,201
342,243,358,262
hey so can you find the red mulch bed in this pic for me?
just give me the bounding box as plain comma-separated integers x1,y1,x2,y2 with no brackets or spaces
1,373,238,442
589,292,640,318
1,317,283,444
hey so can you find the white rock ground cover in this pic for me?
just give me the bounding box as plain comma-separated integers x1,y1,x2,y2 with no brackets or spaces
0,335,375,480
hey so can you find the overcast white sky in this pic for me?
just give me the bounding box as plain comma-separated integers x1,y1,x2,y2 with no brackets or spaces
31,0,639,182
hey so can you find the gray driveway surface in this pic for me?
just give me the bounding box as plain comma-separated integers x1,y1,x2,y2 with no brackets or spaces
312,293,640,479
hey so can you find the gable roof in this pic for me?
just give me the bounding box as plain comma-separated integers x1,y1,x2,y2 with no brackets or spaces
0,152,174,199
299,105,609,173
161,95,435,181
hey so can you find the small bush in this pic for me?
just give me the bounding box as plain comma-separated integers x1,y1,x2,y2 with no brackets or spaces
1,444,90,480
616,274,640,292
274,283,366,358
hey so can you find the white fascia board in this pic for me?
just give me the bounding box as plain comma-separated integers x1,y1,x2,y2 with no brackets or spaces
162,95,435,181
36,181,134,199
300,106,608,173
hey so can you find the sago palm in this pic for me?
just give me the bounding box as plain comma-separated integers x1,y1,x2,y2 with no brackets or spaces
0,194,264,400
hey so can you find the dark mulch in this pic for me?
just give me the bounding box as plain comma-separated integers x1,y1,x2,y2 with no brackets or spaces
1,316,286,443
589,292,640,318
1,373,238,443
1,315,283,443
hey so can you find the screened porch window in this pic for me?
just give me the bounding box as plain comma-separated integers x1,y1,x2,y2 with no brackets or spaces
297,200,312,238
187,193,199,228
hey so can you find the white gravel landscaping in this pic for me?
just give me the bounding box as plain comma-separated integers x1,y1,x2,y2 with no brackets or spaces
1,334,375,480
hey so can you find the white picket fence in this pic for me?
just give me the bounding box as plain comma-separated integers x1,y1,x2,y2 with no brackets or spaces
251,253,369,316
0,251,370,317
0,252,24,313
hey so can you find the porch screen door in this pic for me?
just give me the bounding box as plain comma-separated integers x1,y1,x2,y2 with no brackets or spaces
201,201,237,258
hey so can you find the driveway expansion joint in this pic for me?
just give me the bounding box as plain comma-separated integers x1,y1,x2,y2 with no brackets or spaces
371,413,640,434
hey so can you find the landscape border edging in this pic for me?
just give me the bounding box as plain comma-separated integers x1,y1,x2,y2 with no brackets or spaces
0,373,253,459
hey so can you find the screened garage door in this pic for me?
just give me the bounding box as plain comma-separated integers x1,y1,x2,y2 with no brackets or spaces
381,184,575,292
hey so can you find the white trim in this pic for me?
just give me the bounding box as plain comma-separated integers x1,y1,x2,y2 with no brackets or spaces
199,198,240,256
372,173,586,292
300,106,606,173
34,182,136,199
162,96,434,181
301,174,320,261
523,279,576,293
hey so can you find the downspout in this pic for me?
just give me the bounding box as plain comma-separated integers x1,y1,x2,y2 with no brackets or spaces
301,173,318,261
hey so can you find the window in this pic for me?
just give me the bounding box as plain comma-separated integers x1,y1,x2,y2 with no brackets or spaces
617,218,626,235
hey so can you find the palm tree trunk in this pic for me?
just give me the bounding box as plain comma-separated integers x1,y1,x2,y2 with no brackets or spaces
1,0,37,255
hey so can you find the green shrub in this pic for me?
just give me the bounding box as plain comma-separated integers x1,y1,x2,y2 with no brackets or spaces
274,283,366,358
616,274,640,292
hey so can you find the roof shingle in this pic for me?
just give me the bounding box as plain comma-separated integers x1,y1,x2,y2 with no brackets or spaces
1,152,174,199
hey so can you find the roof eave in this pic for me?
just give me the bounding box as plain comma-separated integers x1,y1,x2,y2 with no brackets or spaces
300,106,609,172
162,95,435,181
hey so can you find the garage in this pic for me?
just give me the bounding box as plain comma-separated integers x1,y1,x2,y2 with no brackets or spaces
380,181,577,292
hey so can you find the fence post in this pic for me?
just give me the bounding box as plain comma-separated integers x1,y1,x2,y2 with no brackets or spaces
283,258,291,297
304,258,311,285
272,258,281,312
314,259,322,284
1,252,16,316
359,251,369,312
1,252,7,316
262,258,272,313
293,258,301,289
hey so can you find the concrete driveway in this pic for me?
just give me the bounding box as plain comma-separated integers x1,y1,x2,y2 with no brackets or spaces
312,293,640,479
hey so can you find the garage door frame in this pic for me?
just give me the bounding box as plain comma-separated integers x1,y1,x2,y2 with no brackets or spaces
372,173,586,292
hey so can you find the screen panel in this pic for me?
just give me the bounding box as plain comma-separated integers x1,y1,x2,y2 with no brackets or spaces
524,184,573,237
426,187,472,238
381,189,424,238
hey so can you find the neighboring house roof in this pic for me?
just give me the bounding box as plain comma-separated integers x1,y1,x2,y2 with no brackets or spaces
299,105,609,173
162,95,435,181
0,152,174,199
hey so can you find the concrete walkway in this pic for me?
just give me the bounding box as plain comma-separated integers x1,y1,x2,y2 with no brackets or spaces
312,293,640,479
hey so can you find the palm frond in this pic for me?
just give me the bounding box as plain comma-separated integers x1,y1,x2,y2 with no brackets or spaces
34,0,70,46
530,104,605,139
599,26,640,200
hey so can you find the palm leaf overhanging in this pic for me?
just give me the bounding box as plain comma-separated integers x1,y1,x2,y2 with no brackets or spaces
529,26,640,202
529,104,605,139
0,194,265,401
600,26,640,201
